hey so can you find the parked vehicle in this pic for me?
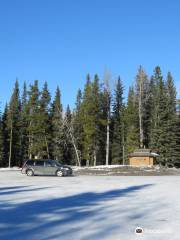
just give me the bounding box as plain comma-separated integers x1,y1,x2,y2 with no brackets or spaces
21,159,73,177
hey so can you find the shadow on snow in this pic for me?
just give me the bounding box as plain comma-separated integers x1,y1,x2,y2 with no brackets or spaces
0,184,153,240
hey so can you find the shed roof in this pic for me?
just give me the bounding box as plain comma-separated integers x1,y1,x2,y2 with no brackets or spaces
129,149,159,157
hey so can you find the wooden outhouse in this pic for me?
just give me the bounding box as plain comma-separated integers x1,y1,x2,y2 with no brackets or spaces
129,149,159,166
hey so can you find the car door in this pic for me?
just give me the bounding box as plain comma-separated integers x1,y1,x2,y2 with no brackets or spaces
44,160,56,175
34,160,45,175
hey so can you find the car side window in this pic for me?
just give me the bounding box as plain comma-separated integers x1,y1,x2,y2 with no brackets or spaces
26,160,34,166
46,161,53,167
35,161,45,167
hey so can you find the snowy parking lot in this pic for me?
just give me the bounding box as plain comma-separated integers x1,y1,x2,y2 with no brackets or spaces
0,171,180,240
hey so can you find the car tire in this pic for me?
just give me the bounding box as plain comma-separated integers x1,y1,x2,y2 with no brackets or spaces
26,169,34,176
56,170,64,177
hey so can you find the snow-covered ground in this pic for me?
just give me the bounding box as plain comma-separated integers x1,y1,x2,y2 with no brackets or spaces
0,171,180,240
0,167,21,171
72,165,180,176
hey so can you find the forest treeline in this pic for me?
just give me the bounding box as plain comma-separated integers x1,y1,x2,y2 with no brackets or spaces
0,66,179,167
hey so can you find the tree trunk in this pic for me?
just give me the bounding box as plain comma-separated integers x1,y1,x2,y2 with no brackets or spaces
93,149,96,166
122,122,125,165
104,71,111,166
28,120,33,159
69,129,81,167
44,134,50,159
86,157,89,167
122,144,125,165
106,117,110,165
28,135,32,159
60,109,81,166
8,122,13,168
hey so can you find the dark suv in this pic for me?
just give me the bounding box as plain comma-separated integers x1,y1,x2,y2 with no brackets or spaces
21,159,73,177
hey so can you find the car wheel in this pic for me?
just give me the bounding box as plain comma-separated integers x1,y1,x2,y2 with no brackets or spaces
56,170,63,177
26,169,34,176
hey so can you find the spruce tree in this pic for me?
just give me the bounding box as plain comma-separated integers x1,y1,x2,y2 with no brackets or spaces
80,74,101,166
81,74,94,166
1,104,9,166
91,74,101,166
111,77,124,164
63,105,75,165
39,82,51,158
95,86,109,165
149,66,163,152
124,86,139,158
28,81,51,159
27,80,41,158
164,72,178,165
149,67,169,165
156,77,169,164
0,110,3,166
19,82,29,164
174,113,180,165
51,86,64,161
73,89,83,165
7,80,21,167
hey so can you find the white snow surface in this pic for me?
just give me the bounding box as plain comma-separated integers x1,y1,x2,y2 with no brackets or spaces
0,171,180,240
0,167,21,171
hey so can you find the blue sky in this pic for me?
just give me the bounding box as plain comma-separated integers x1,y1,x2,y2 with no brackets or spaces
0,0,180,110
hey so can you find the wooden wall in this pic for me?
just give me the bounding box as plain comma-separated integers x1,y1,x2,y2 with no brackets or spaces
129,156,154,166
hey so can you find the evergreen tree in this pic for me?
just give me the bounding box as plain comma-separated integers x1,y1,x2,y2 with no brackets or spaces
27,80,41,158
0,110,3,166
95,87,108,165
149,66,163,152
51,86,64,161
174,113,180,165
1,104,9,166
73,89,83,165
124,86,139,158
149,67,169,165
81,74,94,166
91,74,101,166
156,77,169,164
39,82,51,158
111,77,125,164
27,81,51,159
19,82,29,164
63,105,75,165
80,74,101,166
7,80,21,167
164,72,178,165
